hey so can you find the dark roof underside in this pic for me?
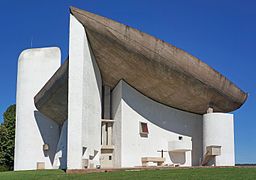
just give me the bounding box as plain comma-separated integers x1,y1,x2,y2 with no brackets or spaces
34,7,247,124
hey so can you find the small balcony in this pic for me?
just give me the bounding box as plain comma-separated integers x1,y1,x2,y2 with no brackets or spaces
168,140,192,152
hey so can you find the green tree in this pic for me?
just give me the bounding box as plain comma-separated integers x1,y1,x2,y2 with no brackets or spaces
0,104,16,171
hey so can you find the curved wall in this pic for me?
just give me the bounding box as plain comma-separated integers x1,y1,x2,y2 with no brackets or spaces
112,80,203,167
14,47,61,170
203,113,235,166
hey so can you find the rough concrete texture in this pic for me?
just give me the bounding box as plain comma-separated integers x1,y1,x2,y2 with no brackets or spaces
34,59,68,124
34,6,248,123
70,7,247,114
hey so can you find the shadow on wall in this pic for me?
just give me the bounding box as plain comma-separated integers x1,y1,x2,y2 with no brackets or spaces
169,152,186,165
89,42,102,96
54,121,67,169
114,81,203,166
34,111,60,166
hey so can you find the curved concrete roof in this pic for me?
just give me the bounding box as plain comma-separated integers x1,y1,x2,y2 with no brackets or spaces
69,7,247,114
34,7,247,123
35,59,68,124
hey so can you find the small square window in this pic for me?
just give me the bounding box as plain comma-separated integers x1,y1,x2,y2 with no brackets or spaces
140,122,149,135
178,136,183,140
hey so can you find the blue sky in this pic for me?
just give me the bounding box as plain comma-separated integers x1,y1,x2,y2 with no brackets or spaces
0,0,255,163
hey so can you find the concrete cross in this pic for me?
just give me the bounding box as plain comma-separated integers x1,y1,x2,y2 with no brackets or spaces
157,150,168,158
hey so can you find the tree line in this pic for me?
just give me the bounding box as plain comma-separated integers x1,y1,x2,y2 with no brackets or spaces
0,105,15,171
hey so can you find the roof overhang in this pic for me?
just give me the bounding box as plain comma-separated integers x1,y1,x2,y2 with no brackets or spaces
34,60,68,124
34,7,247,123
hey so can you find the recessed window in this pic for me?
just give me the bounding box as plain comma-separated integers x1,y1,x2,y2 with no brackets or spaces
109,156,112,160
140,122,149,135
178,136,183,140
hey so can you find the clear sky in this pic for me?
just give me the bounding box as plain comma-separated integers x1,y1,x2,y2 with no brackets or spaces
0,0,255,164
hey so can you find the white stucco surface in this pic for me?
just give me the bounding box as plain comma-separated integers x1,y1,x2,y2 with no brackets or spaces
14,47,61,170
14,13,237,170
111,82,123,167
67,14,102,169
203,113,235,166
111,80,203,167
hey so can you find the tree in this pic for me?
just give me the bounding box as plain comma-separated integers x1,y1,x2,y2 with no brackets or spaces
0,104,16,171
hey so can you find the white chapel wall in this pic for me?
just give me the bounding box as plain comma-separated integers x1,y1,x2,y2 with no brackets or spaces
112,80,203,167
203,113,235,166
15,47,61,170
67,14,102,169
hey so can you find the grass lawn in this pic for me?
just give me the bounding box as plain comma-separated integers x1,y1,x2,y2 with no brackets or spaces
0,167,256,180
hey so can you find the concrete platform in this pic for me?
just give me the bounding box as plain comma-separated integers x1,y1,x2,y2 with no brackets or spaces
66,166,256,174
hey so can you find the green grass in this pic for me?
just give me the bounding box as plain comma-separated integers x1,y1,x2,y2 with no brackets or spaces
0,168,256,180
